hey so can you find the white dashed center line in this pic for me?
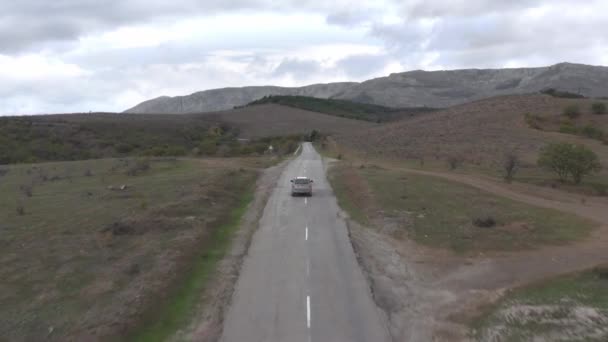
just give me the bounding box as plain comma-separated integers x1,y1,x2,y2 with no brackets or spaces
306,295,311,328
305,226,308,241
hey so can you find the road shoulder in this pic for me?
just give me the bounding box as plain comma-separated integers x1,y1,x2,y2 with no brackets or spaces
170,159,289,342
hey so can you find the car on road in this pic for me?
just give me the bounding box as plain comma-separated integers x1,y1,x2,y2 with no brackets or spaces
290,177,313,196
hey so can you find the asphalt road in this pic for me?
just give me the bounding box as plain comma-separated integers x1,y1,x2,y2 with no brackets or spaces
221,143,390,342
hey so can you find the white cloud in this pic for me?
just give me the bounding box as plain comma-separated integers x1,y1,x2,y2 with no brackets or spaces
0,54,88,81
1,0,608,115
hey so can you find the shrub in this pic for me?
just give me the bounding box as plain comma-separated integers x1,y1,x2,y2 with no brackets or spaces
503,153,519,183
538,143,602,184
563,105,581,119
593,264,608,279
447,155,464,170
591,102,607,115
102,222,135,236
473,216,496,228
198,139,218,155
581,125,605,140
559,122,579,135
541,88,585,99
16,204,25,216
19,184,33,197
592,183,608,196
126,159,151,176
524,113,544,130
115,143,134,154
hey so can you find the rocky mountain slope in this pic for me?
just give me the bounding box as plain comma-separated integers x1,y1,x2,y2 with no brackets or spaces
125,83,355,114
125,63,608,113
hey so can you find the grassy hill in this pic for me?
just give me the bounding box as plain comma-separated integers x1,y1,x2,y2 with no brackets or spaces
203,103,371,138
245,95,436,122
333,94,608,195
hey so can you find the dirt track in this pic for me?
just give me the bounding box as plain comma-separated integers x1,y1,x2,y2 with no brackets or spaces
343,166,608,341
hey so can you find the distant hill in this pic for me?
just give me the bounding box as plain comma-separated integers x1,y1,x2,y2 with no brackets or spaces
125,63,608,114
334,62,608,108
201,103,371,139
124,83,355,114
245,95,436,122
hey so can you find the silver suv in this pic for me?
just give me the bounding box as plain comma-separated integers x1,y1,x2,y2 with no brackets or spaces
290,177,313,196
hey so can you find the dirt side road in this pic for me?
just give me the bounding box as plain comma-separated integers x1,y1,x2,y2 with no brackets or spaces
341,166,608,341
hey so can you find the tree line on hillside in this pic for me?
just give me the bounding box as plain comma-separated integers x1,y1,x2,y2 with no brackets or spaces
0,115,302,164
244,95,436,123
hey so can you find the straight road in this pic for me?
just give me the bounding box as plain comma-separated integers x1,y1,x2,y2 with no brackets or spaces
221,143,390,342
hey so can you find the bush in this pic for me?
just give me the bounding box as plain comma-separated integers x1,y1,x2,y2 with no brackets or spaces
447,155,464,170
524,113,544,130
102,222,135,236
592,183,608,196
198,139,218,155
591,102,607,115
115,143,134,154
541,88,585,99
126,159,151,176
563,105,581,119
581,125,605,140
593,264,608,279
559,122,579,135
538,143,602,184
19,184,33,197
473,216,496,228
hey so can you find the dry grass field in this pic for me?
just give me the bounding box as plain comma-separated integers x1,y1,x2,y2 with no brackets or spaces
0,156,272,341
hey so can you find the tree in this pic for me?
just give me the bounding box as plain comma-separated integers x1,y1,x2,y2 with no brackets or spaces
308,129,320,142
538,143,602,184
591,102,607,115
503,153,519,183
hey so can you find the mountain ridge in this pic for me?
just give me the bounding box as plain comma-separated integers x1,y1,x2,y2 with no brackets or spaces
125,62,608,114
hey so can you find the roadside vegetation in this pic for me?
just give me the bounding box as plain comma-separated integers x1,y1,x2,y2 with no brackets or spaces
0,157,262,340
245,95,436,122
471,265,608,341
328,163,595,254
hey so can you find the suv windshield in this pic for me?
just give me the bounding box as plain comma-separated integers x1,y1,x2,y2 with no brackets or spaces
294,179,310,184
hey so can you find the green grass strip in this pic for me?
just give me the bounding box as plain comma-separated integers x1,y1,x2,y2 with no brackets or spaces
129,184,255,342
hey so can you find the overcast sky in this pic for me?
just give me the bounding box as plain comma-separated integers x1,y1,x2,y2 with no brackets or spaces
1,0,607,115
